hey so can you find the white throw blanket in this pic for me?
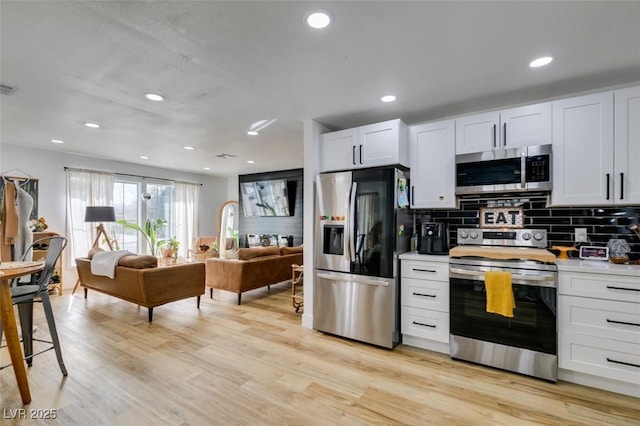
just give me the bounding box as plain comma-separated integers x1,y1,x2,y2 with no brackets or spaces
91,250,134,279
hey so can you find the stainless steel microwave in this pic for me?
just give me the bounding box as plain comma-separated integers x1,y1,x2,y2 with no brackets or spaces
455,144,552,195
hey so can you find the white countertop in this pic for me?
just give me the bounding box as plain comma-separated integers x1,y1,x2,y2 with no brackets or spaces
400,251,639,278
556,258,640,278
399,252,449,262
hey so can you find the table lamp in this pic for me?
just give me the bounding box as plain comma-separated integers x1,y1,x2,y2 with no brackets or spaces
85,206,116,250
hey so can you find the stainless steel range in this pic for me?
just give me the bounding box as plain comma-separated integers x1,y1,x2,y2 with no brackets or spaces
449,228,558,381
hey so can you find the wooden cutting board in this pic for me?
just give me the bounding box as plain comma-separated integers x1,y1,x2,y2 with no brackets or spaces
449,246,556,263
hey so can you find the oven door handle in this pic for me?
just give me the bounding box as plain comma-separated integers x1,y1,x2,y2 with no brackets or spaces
449,267,557,288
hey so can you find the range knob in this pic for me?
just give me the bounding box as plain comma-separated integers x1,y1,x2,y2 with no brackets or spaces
459,231,468,239
533,232,544,241
469,231,479,239
521,232,532,241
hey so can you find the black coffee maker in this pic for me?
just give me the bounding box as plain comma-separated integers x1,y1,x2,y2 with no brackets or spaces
418,223,449,255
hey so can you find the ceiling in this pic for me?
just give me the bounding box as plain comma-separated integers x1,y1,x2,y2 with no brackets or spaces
1,1,639,177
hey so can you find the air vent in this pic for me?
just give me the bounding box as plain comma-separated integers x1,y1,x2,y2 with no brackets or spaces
0,84,17,96
216,153,237,159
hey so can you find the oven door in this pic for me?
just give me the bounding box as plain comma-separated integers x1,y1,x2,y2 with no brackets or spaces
449,263,557,355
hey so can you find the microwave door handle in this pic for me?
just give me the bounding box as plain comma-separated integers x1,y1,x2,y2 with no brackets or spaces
521,152,526,189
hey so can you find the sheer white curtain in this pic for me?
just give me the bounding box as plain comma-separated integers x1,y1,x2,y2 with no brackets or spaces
173,182,200,258
66,169,115,263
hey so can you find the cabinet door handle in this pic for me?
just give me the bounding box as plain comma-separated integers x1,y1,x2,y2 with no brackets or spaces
412,321,436,328
606,173,611,200
412,292,436,298
606,285,640,292
493,124,497,148
607,319,640,327
352,146,356,165
620,172,624,200
606,358,640,369
359,144,363,164
413,268,437,273
503,122,507,147
411,186,415,206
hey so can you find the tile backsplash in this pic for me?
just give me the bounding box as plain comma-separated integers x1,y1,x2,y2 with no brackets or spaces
414,196,640,260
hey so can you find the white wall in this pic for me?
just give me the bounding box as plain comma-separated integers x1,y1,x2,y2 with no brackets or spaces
0,144,232,277
301,119,327,329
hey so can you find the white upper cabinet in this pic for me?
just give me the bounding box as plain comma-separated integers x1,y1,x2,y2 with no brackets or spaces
614,85,640,205
552,92,614,206
455,111,499,154
409,120,456,209
455,102,551,154
551,90,637,206
319,119,408,172
319,128,358,173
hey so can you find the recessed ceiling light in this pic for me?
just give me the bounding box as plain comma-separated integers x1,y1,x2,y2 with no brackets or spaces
529,56,553,68
51,139,64,144
247,160,255,164
184,146,195,150
84,122,100,128
145,93,165,102
306,10,332,29
140,155,149,160
247,131,259,136
203,167,211,170
381,95,396,103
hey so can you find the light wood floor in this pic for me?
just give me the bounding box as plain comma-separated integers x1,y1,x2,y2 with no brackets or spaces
1,282,638,425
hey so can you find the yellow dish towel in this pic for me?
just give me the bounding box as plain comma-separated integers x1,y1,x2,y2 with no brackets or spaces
485,271,516,318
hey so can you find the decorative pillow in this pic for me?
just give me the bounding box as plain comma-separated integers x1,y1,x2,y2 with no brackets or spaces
118,255,158,269
281,245,303,256
237,246,281,261
87,247,105,260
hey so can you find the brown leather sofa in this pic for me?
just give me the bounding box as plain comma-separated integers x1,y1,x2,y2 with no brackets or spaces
76,257,205,322
205,245,303,304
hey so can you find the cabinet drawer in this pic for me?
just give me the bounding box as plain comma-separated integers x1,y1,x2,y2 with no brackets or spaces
559,332,640,386
401,278,449,312
559,295,640,344
401,307,449,343
401,260,449,282
559,272,640,303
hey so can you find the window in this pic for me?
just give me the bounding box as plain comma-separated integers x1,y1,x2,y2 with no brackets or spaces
66,168,199,262
112,178,175,255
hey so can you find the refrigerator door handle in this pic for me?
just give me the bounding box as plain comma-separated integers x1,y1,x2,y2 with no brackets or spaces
347,182,357,262
316,272,390,287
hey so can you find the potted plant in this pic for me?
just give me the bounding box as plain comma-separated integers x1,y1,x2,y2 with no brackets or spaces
228,227,240,250
116,218,167,256
160,236,179,258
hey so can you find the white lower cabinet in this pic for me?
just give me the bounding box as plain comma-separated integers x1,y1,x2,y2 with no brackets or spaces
400,255,450,354
401,307,449,342
558,269,640,397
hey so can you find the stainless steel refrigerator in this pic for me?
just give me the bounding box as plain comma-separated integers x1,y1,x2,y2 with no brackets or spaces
314,167,411,348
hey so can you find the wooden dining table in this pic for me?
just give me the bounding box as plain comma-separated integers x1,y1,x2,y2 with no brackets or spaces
0,260,45,405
